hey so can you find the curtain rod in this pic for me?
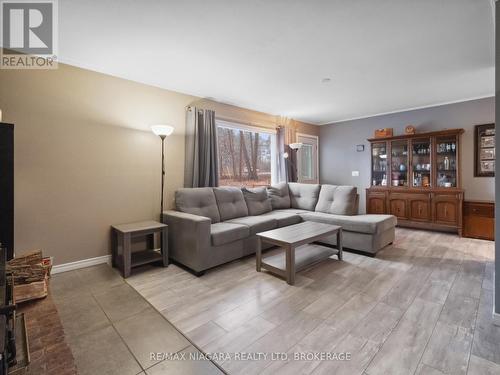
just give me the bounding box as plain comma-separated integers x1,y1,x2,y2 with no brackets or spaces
186,106,203,114
186,106,282,130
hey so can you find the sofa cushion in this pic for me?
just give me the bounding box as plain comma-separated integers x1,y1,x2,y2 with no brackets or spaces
226,216,278,235
315,185,358,215
242,187,272,216
267,182,291,209
300,212,397,234
175,187,221,223
259,211,302,227
210,222,250,246
213,187,249,221
288,183,321,211
273,208,310,215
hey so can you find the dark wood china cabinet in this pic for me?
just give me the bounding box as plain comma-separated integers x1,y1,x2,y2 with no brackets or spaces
366,129,464,235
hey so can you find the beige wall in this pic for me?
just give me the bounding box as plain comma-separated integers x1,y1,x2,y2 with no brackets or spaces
0,64,196,264
0,63,318,265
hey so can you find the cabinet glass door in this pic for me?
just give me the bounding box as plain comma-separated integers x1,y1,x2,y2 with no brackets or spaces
390,140,409,187
435,135,458,187
371,142,387,186
411,138,431,188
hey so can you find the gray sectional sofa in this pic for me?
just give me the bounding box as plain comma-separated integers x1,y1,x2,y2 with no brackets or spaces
163,183,396,275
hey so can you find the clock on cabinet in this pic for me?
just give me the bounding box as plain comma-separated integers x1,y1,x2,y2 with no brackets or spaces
405,125,416,135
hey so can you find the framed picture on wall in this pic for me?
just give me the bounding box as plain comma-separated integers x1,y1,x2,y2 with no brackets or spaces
480,161,495,173
474,123,495,177
480,148,495,160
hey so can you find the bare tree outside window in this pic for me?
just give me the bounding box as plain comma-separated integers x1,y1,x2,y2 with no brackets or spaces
218,125,274,187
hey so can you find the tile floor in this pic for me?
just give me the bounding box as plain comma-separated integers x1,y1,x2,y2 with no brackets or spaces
50,264,224,375
125,228,500,375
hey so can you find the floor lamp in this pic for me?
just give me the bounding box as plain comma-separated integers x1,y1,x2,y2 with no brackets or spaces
151,125,174,222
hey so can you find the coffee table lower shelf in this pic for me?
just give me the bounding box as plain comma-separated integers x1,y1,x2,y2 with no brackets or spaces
256,221,343,285
260,244,339,280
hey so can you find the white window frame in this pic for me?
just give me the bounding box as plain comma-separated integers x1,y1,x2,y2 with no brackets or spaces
216,119,278,185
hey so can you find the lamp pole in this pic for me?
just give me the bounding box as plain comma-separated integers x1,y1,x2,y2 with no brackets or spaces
160,135,166,223
151,124,173,265
151,124,173,222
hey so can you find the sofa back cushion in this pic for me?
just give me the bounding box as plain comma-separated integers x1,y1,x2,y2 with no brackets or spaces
242,187,272,216
266,182,291,209
175,187,221,223
315,185,358,215
288,183,321,211
213,187,249,221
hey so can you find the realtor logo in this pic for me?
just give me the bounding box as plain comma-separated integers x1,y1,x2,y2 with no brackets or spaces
1,0,58,69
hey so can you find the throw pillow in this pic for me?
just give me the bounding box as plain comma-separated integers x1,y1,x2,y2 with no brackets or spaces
266,182,291,209
242,187,272,216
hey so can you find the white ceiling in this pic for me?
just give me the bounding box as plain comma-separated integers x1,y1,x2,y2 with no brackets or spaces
59,0,495,125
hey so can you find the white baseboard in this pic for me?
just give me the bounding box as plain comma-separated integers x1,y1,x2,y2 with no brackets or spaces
493,310,500,327
493,285,500,327
494,291,500,326
52,255,111,274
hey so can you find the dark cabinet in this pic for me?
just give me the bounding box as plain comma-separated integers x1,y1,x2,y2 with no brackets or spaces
409,196,431,221
463,201,494,240
389,195,407,219
366,129,464,235
0,123,14,259
367,192,386,214
434,195,459,225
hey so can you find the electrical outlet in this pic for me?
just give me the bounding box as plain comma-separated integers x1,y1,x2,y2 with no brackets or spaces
352,171,359,177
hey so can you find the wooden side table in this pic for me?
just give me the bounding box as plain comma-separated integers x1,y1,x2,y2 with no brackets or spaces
111,220,168,278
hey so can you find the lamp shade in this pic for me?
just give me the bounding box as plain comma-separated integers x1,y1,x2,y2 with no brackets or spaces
289,142,304,150
151,125,174,137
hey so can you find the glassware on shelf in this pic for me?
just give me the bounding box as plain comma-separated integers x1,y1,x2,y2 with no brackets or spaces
436,136,458,187
437,142,457,154
411,138,431,188
371,143,387,186
391,140,408,187
444,157,450,170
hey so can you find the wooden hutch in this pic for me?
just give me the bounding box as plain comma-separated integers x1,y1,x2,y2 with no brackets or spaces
366,128,464,235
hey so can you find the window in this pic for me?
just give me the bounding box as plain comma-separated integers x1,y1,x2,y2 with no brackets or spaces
300,143,314,180
217,120,277,187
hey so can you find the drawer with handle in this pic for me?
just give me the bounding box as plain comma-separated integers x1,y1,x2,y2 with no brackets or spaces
464,203,494,217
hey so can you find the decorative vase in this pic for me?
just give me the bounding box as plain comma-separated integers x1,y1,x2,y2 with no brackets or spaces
444,157,450,170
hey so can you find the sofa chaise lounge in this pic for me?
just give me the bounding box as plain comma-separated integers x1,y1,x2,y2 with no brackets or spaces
163,183,396,275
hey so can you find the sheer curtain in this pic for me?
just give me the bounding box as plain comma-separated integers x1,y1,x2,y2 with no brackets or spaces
185,107,219,187
276,126,287,183
286,145,298,182
276,125,298,183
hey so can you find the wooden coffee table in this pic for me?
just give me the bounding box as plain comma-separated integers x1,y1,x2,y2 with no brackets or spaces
256,221,342,285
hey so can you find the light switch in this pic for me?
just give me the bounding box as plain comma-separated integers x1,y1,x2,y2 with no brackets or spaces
352,171,359,177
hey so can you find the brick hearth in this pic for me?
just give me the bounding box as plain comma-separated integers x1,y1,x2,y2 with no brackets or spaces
17,292,77,374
